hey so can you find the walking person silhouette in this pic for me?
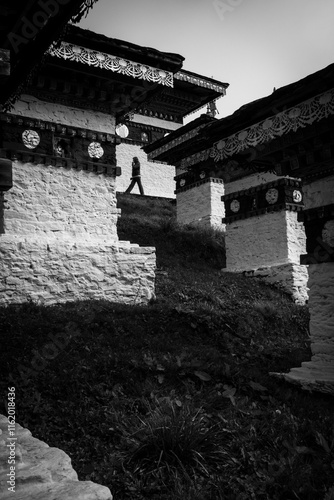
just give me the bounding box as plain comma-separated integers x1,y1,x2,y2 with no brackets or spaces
125,157,144,195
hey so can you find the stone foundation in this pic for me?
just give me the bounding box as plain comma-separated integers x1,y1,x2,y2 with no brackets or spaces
0,235,155,305
0,155,156,306
0,415,112,499
224,210,308,303
241,263,309,305
225,210,306,269
272,263,334,394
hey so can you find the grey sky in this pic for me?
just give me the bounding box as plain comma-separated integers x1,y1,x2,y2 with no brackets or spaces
80,0,334,120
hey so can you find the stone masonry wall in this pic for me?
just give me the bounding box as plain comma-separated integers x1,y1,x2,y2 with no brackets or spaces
285,210,307,263
276,262,334,393
176,179,225,229
224,210,308,303
0,97,156,305
0,161,155,305
0,235,156,305
308,262,334,362
3,161,119,240
272,173,334,392
0,414,112,499
116,143,176,198
226,211,290,270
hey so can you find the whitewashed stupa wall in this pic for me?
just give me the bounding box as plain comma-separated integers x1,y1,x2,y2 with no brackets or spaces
0,97,156,305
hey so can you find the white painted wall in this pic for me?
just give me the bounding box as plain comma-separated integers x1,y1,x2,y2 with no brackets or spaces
116,143,176,198
1,97,156,305
226,211,290,270
225,172,286,194
11,95,116,132
176,179,225,229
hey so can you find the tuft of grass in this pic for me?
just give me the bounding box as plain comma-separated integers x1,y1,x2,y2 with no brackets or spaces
125,398,229,479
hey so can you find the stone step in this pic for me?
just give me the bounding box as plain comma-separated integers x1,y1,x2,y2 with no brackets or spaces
270,369,334,395
299,361,334,374
288,367,334,381
0,415,113,500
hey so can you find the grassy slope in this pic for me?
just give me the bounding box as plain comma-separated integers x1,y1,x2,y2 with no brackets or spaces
1,194,333,500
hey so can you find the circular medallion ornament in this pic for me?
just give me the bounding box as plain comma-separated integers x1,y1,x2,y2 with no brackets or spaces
293,189,303,203
238,130,248,141
319,92,332,105
115,124,129,138
216,139,225,150
88,142,104,159
288,107,301,119
265,188,279,205
263,118,273,130
22,130,40,149
180,179,186,187
230,199,240,213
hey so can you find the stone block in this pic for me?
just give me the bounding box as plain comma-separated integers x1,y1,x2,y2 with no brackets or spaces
0,415,112,500
0,235,156,305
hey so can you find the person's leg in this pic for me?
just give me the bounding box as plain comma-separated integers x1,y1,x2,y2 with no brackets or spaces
125,179,136,193
137,178,145,196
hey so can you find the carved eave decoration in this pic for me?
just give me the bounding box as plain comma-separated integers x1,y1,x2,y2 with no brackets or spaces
211,88,334,162
49,42,175,88
130,70,228,122
171,70,228,117
23,25,184,121
146,64,334,183
175,71,228,94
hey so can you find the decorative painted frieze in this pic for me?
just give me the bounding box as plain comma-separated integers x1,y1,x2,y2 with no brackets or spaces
174,71,227,94
299,204,334,265
175,169,212,191
49,42,174,87
211,88,334,161
180,148,212,169
222,178,304,223
0,114,120,176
